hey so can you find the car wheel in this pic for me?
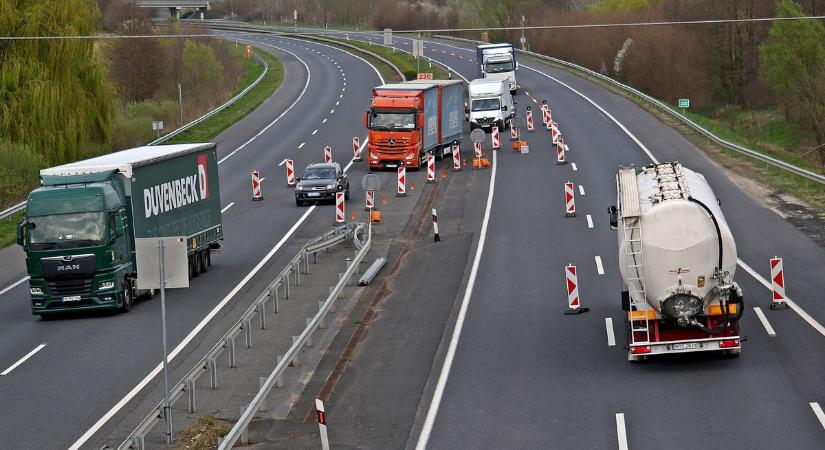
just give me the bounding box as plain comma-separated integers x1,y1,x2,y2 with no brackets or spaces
296,198,304,207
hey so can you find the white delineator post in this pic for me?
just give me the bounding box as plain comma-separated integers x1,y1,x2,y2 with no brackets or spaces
251,170,263,201
564,264,588,315
285,159,295,187
432,208,440,242
770,257,789,310
526,108,535,131
353,136,361,161
324,146,332,163
335,192,345,223
491,126,500,149
396,166,407,197
426,153,435,183
452,144,462,172
564,181,576,217
556,140,567,165
315,399,330,450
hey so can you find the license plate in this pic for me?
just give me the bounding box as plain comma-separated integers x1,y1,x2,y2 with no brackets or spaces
386,163,397,168
63,295,81,302
307,192,320,197
672,342,700,351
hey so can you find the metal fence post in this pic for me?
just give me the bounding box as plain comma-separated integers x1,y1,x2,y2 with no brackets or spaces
271,283,279,313
259,301,267,330
208,357,218,389
294,261,301,286
187,378,196,413
227,336,237,368
285,272,290,299
244,318,253,348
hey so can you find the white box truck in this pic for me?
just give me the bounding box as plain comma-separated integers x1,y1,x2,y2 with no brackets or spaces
476,43,517,95
467,78,514,131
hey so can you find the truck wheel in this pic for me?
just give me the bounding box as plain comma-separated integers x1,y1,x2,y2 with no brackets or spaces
199,250,209,273
192,253,202,278
120,279,133,313
205,250,212,267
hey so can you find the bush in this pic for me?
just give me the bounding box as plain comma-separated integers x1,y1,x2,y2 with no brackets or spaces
0,141,43,209
112,100,179,150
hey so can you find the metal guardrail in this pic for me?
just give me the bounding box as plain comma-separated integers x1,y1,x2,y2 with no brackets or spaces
0,44,269,222
119,222,366,450
218,222,371,449
433,34,825,185
189,21,407,82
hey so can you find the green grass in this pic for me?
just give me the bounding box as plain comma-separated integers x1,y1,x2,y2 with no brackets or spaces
0,211,24,248
166,46,283,144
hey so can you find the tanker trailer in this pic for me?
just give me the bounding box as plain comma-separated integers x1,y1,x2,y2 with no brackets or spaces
607,163,744,361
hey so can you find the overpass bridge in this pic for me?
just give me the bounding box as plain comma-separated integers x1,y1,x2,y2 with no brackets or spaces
137,0,210,20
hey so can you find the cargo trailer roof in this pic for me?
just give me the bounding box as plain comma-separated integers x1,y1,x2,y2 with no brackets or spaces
40,143,215,179
375,83,436,90
406,79,464,87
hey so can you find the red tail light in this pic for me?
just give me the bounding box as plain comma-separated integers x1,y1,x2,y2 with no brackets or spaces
630,345,651,354
719,339,739,348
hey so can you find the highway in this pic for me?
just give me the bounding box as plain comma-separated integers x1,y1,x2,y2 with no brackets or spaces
0,31,412,449
293,31,825,449
0,24,823,449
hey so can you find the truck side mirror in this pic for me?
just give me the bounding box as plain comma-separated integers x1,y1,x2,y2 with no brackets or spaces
114,213,125,238
501,105,508,112
363,111,369,128
607,206,618,231
16,220,26,248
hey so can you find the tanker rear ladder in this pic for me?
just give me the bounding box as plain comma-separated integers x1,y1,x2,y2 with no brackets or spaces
623,217,651,345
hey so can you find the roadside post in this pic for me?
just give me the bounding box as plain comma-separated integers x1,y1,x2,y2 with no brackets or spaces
678,98,690,117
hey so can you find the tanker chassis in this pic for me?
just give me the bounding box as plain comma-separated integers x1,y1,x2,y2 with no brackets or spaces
608,163,744,361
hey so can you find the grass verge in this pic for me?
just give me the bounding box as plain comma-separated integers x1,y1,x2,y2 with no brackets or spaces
522,53,825,218
0,211,24,248
166,46,284,144
174,416,232,450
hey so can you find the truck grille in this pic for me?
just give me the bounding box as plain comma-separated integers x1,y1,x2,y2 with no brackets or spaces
47,277,94,297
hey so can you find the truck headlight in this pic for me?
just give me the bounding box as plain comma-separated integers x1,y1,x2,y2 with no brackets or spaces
99,281,115,290
406,152,415,160
30,287,43,295
370,152,378,160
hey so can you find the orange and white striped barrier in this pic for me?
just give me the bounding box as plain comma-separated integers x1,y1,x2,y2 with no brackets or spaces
353,136,361,161
452,144,462,172
397,167,407,197
556,141,567,165
251,170,263,201
559,137,567,153
541,102,549,125
426,153,435,183
285,159,295,186
564,181,576,217
316,399,330,450
492,126,500,149
324,146,332,163
335,192,345,223
526,108,535,131
770,257,789,310
564,264,588,314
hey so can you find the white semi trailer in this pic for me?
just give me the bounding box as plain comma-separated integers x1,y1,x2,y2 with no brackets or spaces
608,163,744,361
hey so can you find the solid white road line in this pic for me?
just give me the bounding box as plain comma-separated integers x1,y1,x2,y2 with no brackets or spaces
616,413,629,450
578,185,585,196
586,214,594,229
1,344,46,376
220,202,235,214
523,60,825,340
737,260,825,339
0,276,29,298
416,151,497,450
605,318,616,346
571,162,577,171
753,306,777,337
811,402,825,430
595,256,605,275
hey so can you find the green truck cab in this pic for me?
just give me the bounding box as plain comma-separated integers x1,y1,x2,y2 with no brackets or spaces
17,144,223,316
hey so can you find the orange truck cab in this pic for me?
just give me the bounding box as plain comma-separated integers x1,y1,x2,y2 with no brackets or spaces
364,80,464,170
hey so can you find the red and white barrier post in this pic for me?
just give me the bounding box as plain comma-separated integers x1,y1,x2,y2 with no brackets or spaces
452,144,462,172
510,121,519,141
541,101,549,125
365,190,375,212
559,137,568,153
251,170,263,201
353,136,361,161
285,159,296,187
551,122,559,144
426,153,436,183
556,140,567,165
564,264,588,315
315,399,330,450
544,108,552,130
526,107,535,132
770,257,789,310
564,181,576,217
432,208,441,242
324,146,332,163
396,166,407,197
491,126,501,149
335,192,345,223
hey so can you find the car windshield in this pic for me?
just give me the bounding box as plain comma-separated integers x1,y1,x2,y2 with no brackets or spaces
472,98,501,112
303,168,335,180
485,61,514,73
28,212,105,249
369,111,415,131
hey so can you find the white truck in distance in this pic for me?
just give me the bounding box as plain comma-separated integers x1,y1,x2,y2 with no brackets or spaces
467,78,514,131
476,43,517,95
608,162,744,361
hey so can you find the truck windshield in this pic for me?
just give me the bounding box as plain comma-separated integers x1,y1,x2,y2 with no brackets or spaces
485,61,514,73
472,98,501,112
369,111,416,131
28,212,105,249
